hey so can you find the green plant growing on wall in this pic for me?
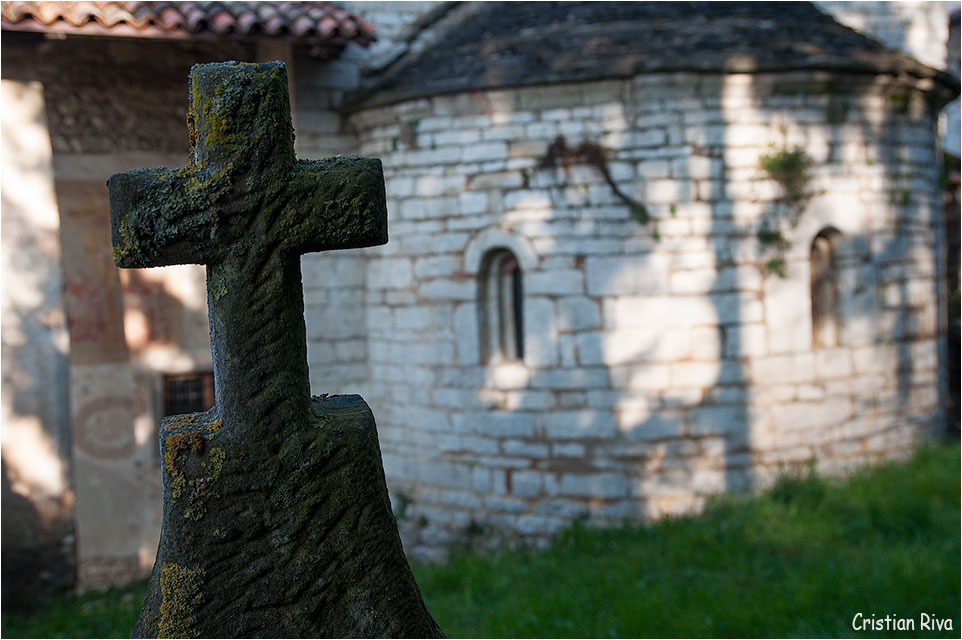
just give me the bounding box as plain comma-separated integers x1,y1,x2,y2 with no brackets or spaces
761,144,815,213
755,226,791,278
631,204,648,224
757,144,818,277
823,81,852,125
889,91,912,115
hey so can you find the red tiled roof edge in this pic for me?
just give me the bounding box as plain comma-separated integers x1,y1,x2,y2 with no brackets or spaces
0,1,377,47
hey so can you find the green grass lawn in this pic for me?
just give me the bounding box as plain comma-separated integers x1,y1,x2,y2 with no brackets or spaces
3,441,959,638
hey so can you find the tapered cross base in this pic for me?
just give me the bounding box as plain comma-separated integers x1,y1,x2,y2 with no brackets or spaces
134,395,442,638
109,62,442,638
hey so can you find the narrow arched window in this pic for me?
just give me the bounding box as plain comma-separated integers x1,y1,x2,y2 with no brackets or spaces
811,228,841,347
479,248,524,363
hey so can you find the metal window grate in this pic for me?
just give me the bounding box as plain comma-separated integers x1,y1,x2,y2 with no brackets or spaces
163,372,214,417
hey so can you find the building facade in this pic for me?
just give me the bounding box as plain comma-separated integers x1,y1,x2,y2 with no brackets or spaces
336,1,957,558
1,0,957,596
1,0,377,598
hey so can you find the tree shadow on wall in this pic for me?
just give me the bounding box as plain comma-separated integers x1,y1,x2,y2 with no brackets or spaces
455,66,949,549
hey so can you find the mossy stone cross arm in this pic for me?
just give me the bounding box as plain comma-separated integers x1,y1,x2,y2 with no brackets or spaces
108,61,442,638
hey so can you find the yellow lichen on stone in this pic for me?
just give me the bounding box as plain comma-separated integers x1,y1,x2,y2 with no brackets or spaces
114,218,138,264
208,447,225,476
166,413,207,430
164,432,205,501
201,100,234,152
209,270,228,301
158,562,205,638
182,446,225,521
162,423,225,520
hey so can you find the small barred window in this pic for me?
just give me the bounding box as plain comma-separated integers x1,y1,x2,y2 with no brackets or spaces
163,372,215,417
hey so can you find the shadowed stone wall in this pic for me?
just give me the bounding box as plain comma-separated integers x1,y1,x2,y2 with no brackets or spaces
0,29,381,594
292,4,954,562
1,33,255,592
1,74,74,608
349,69,946,559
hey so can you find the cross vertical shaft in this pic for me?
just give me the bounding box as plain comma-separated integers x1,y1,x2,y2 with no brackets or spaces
207,250,311,424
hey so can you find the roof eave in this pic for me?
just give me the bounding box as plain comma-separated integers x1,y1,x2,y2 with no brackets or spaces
347,62,960,114
0,20,374,49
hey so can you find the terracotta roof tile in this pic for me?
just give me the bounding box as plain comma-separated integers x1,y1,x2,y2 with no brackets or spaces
0,1,376,46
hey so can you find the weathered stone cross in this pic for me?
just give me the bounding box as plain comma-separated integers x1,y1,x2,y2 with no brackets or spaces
109,60,386,427
108,61,441,638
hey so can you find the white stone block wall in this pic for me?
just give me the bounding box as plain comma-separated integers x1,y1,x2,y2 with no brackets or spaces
347,68,945,558
292,50,375,395
291,4,455,396
1,79,74,581
815,1,959,156
337,1,444,69
303,253,369,394
816,1,951,69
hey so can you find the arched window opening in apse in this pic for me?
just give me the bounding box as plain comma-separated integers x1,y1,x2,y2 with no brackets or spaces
811,228,842,348
479,248,524,363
